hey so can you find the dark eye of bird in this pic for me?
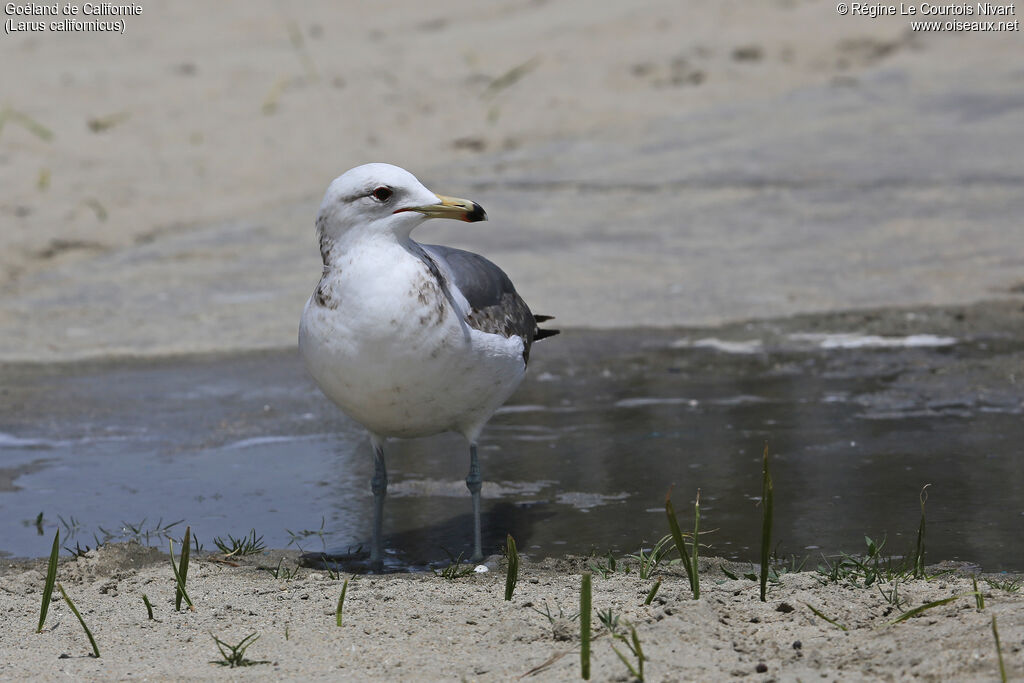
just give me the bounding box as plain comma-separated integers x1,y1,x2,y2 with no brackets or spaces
372,186,392,202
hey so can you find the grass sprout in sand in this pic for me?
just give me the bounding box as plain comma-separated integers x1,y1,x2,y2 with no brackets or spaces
993,615,1007,683
175,526,191,610
626,534,676,579
168,538,194,611
986,577,1022,593
644,579,662,605
878,578,907,609
57,583,100,658
530,601,579,625
596,607,619,633
588,550,620,579
36,529,59,633
610,622,646,681
262,558,301,580
804,602,848,631
434,551,475,579
213,529,265,557
665,487,700,599
580,571,591,680
210,632,263,668
505,534,519,601
598,605,647,680
887,592,979,626
336,578,349,627
142,594,155,620
817,484,945,587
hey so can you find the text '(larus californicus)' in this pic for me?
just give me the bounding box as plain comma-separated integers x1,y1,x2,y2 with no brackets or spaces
299,163,558,569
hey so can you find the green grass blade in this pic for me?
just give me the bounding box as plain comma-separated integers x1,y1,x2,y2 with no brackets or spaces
212,633,231,661
887,593,976,625
692,490,701,599
168,539,194,611
611,644,641,680
665,489,696,596
804,602,847,631
336,578,348,627
211,632,260,667
580,572,592,680
4,108,54,142
914,484,930,578
973,576,985,610
993,614,1007,683
142,594,155,620
644,579,662,605
632,626,646,680
57,583,99,658
175,526,191,610
505,534,519,601
760,444,774,602
37,528,60,632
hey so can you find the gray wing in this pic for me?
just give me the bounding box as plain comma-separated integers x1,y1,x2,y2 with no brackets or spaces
421,244,558,363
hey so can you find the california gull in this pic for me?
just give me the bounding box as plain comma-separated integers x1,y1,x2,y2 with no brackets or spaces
298,163,558,568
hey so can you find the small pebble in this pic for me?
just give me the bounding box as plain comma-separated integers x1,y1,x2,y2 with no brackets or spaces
756,662,768,673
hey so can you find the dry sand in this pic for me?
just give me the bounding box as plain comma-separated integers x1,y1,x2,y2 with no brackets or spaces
2,1,1022,359
1,543,1021,681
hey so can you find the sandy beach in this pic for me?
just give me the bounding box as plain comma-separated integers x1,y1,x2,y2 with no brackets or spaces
2,0,1024,679
1,544,1021,680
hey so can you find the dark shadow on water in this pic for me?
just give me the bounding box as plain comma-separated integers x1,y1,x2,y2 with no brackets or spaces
301,501,549,574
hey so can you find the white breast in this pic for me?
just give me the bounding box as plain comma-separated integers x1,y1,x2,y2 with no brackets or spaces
298,240,526,440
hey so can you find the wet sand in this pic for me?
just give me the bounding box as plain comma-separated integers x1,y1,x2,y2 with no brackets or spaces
3,300,1024,569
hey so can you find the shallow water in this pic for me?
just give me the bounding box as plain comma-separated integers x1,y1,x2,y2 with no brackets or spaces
1,322,1022,570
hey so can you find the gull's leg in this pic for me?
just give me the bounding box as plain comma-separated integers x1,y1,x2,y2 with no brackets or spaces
370,435,387,571
465,442,483,562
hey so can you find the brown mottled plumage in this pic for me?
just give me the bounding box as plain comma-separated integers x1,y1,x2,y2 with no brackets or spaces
420,244,559,362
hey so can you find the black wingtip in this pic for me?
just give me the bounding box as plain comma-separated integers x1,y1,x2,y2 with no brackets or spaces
533,314,559,341
534,328,560,341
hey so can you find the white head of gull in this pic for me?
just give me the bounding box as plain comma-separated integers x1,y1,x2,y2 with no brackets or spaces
298,163,557,569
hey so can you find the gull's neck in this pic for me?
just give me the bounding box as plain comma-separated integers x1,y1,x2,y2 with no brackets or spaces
319,225,419,269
